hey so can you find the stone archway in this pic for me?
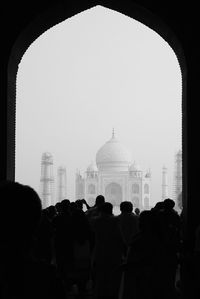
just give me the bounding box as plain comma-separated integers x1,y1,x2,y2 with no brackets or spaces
5,1,186,184
105,182,122,206
3,0,188,245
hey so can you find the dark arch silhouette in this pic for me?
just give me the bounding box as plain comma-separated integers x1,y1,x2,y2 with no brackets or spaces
2,0,192,246
7,0,186,216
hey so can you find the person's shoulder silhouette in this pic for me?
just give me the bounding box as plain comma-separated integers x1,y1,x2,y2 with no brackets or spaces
0,180,65,298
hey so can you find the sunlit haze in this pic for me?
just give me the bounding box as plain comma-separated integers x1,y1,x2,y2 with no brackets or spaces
16,6,182,206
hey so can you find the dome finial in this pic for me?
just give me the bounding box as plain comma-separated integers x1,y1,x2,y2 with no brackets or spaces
112,128,115,138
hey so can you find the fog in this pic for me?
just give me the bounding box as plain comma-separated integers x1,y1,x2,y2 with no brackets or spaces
16,6,182,206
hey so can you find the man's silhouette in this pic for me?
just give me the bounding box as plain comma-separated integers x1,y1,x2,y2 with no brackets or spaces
0,180,65,299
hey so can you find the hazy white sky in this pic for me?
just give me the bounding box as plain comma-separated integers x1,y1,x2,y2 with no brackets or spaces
16,5,182,205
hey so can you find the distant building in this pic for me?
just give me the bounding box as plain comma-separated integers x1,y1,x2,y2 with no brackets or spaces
173,150,182,209
76,130,151,210
40,152,55,208
75,170,85,200
177,192,182,210
162,165,168,200
57,166,67,202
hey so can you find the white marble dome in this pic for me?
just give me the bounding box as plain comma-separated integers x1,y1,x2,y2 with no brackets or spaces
96,132,132,171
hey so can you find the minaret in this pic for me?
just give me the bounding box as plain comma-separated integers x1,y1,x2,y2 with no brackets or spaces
162,165,168,200
40,152,55,208
57,166,67,202
112,127,115,138
75,169,85,200
173,150,182,207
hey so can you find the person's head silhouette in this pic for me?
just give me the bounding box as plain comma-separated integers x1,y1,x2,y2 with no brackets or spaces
134,208,140,215
61,198,70,214
163,198,175,210
0,180,42,255
75,199,84,210
99,202,113,215
120,201,133,213
95,195,105,207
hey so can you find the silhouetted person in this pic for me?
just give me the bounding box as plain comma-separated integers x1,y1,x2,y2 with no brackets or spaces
33,208,54,265
85,195,105,219
134,207,140,216
82,198,91,210
46,205,57,221
74,199,90,212
152,201,165,212
70,207,93,297
55,201,62,215
162,198,181,294
53,198,73,292
122,210,174,299
162,198,179,229
75,199,84,211
92,202,125,299
61,198,71,211
0,180,65,299
117,201,139,249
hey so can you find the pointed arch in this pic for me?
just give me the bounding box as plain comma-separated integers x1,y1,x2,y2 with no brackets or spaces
7,1,186,184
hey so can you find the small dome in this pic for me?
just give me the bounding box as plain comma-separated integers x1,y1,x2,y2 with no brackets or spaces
41,152,53,163
96,131,132,171
42,152,52,158
87,161,98,172
129,161,141,171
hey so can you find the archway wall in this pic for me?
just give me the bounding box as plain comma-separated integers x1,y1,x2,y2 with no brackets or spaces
5,0,187,239
7,0,186,181
9,0,187,75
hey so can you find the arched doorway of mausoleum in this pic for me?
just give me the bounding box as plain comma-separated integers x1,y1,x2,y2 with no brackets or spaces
105,182,122,206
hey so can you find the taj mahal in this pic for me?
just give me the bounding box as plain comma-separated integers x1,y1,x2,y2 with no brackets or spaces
75,130,151,210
